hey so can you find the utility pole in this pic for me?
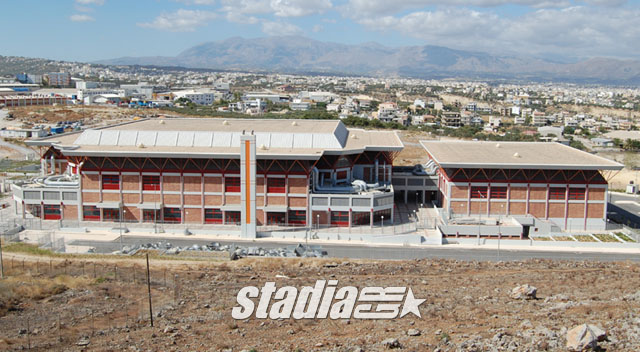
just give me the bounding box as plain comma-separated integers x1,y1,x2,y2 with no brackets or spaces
0,237,4,279
146,253,153,327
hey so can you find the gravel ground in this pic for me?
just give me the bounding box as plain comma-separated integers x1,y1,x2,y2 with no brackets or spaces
1,254,640,351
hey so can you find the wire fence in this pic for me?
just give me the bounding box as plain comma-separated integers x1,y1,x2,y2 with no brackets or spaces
0,251,187,351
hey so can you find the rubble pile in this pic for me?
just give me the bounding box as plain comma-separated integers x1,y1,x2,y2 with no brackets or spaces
114,242,327,259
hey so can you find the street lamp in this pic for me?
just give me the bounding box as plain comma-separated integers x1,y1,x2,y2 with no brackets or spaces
316,214,320,230
381,215,384,234
119,207,124,252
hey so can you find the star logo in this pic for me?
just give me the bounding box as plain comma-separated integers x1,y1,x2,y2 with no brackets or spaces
399,288,426,318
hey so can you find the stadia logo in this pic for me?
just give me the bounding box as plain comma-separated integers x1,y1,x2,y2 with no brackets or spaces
231,280,425,320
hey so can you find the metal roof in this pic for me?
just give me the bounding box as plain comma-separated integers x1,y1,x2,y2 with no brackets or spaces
420,140,623,170
29,118,403,159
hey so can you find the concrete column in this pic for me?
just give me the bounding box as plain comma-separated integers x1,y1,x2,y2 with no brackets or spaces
240,134,257,238
583,186,590,231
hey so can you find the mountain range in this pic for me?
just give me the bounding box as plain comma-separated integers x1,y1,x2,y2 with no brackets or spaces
98,36,640,85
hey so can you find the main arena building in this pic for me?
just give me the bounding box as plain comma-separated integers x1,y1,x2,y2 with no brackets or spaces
14,118,403,229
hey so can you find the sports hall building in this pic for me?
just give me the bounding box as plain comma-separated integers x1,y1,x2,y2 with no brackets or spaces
13,118,403,229
420,141,623,233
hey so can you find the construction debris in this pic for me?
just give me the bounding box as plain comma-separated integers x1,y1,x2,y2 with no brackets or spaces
112,241,327,259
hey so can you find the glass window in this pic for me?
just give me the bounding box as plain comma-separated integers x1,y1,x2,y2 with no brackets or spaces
102,174,120,190
103,208,120,221
83,206,100,221
331,211,349,227
163,207,182,223
205,208,223,224
43,205,61,220
267,212,285,225
225,177,240,192
471,186,488,199
225,211,241,225
549,187,566,200
267,178,286,193
142,175,160,191
568,188,585,200
490,187,507,199
288,210,306,225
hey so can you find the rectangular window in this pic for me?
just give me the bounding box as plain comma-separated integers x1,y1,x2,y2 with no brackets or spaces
267,178,286,193
225,177,240,192
205,208,223,224
336,170,348,180
288,210,306,225
163,207,182,223
471,186,488,199
225,211,241,225
549,187,566,200
143,209,160,222
373,209,391,223
83,206,100,221
103,208,120,221
142,175,160,191
568,188,586,200
331,211,349,227
102,174,120,190
490,187,507,199
352,212,370,226
267,212,286,225
43,205,61,220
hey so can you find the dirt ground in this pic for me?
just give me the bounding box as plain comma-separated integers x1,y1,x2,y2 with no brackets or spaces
1,252,639,351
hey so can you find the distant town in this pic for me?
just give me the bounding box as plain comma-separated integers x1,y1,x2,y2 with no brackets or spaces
1,55,640,155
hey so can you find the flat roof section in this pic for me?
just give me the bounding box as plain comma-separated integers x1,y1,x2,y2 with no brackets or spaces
420,140,623,170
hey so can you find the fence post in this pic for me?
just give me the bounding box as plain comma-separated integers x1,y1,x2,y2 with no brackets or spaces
146,253,153,327
115,265,118,281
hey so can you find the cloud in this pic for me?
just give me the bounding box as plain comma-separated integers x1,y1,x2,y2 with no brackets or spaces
270,0,332,17
343,0,581,17
174,0,217,4
75,0,104,5
356,5,640,58
261,20,304,36
70,14,95,22
138,9,217,32
312,24,323,33
220,0,331,18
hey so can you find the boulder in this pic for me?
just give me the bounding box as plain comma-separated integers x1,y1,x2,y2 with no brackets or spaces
381,338,402,349
407,328,421,336
510,284,537,300
566,324,607,351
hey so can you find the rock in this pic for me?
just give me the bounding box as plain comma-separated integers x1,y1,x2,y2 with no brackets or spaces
323,262,339,268
407,328,421,336
77,337,90,346
381,338,402,349
566,324,607,351
163,326,176,334
510,284,537,300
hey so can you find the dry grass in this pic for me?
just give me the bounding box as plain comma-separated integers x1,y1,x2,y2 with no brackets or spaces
573,234,598,242
593,233,621,243
0,274,92,316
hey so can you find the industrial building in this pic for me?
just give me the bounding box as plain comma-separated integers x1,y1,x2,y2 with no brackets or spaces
420,141,623,234
13,119,403,231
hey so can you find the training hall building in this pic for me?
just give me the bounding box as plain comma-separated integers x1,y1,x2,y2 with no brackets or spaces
13,118,403,229
420,141,623,233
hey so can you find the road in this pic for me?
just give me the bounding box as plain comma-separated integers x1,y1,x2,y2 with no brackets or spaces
609,192,640,229
0,109,37,159
69,236,640,262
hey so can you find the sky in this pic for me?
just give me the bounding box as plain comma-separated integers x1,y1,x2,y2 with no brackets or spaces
1,0,639,63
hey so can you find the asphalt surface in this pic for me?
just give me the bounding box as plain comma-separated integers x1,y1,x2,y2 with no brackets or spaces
609,193,640,228
69,236,640,262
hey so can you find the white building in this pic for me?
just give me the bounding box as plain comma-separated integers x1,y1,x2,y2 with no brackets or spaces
173,90,215,105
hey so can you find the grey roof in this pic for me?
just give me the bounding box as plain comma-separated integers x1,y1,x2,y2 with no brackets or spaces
420,140,623,170
29,118,403,160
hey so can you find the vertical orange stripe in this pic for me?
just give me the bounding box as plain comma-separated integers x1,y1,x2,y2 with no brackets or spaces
245,140,251,224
